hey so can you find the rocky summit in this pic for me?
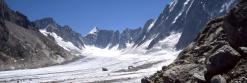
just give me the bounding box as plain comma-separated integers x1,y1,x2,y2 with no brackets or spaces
142,0,247,83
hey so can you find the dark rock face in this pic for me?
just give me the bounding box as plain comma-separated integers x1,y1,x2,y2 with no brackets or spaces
83,28,116,48
109,31,120,49
93,30,115,48
119,28,142,49
0,0,77,71
32,17,58,29
144,0,247,83
0,22,8,50
32,17,85,49
0,0,31,29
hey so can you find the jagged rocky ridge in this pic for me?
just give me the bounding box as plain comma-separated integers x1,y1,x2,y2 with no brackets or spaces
83,27,143,49
82,19,155,50
0,0,78,71
33,18,147,50
142,0,247,82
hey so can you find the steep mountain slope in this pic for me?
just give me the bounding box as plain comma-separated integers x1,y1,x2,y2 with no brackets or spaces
32,18,85,50
83,0,239,51
143,0,247,82
0,0,77,71
134,0,239,50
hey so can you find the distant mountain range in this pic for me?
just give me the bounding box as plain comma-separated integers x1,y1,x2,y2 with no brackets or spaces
67,0,239,50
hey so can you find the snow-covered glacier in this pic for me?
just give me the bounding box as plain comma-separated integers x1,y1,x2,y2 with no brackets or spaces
0,32,182,83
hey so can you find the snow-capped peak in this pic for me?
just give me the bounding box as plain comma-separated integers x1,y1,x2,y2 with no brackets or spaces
89,27,99,34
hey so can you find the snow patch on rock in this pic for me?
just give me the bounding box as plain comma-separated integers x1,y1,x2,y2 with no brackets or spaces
89,27,99,34
39,29,81,51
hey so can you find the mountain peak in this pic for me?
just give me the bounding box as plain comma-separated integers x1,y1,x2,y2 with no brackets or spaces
89,27,99,34
32,17,58,29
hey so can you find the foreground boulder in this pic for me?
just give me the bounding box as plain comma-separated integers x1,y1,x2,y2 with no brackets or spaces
143,0,247,83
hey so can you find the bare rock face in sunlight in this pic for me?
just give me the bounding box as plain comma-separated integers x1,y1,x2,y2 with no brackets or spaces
0,0,77,71
144,0,247,82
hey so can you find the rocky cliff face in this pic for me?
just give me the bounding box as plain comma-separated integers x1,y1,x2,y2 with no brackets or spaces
142,0,247,82
0,0,77,71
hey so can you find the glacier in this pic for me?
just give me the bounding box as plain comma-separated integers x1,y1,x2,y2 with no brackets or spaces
0,32,182,83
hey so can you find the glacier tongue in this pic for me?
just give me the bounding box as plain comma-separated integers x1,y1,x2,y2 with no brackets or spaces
0,32,182,83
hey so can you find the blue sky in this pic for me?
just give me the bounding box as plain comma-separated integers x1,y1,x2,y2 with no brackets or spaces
6,0,171,35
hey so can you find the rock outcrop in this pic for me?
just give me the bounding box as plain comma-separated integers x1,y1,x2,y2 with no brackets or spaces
143,0,247,83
